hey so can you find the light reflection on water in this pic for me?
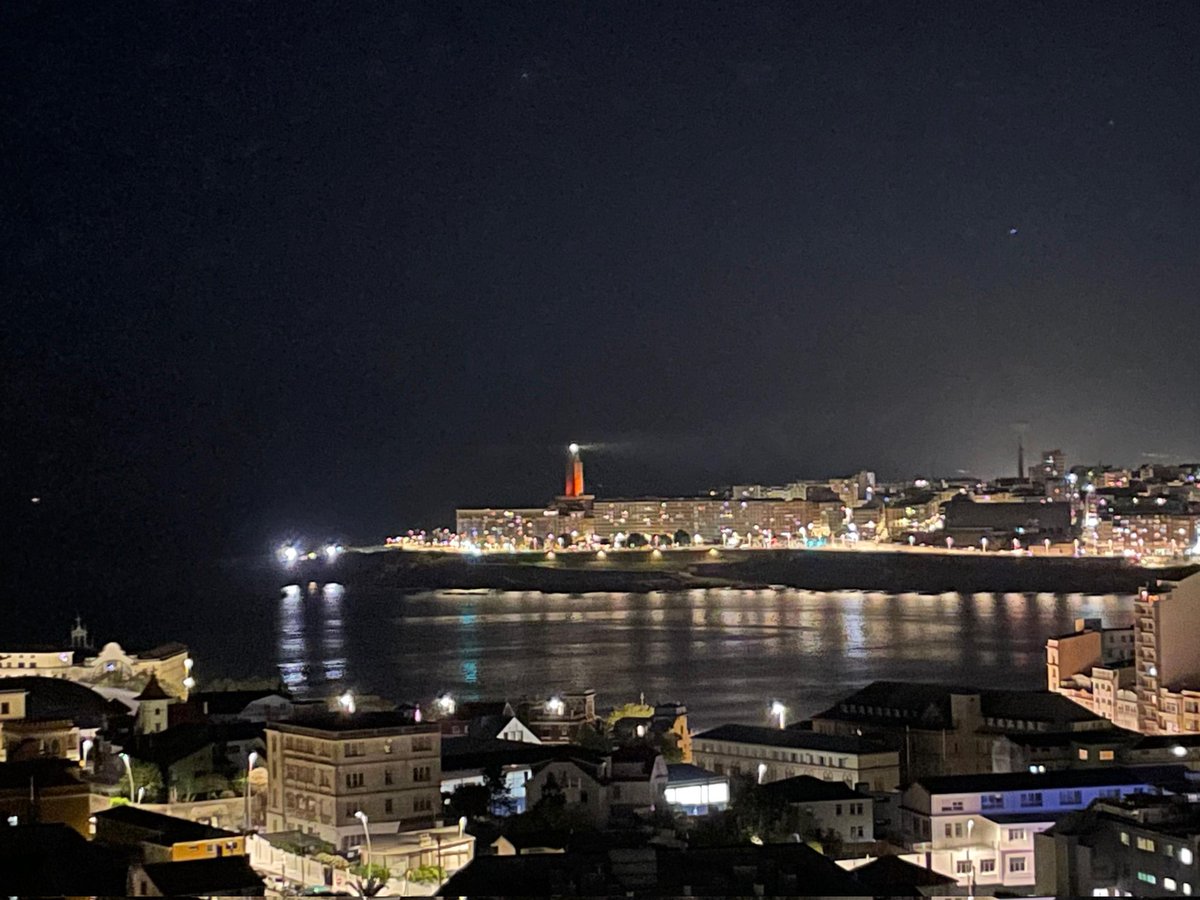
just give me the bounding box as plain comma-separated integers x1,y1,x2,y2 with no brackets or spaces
275,586,1133,728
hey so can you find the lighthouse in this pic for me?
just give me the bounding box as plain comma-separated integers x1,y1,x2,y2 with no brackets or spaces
565,442,585,497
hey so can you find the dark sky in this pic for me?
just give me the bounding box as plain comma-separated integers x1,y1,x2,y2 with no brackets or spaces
5,1,1200,576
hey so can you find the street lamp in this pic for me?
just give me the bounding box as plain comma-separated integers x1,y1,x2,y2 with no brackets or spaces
81,738,94,768
436,694,456,717
338,692,356,714
137,786,146,804
119,752,135,800
757,762,767,784
244,751,259,831
354,810,373,876
546,696,565,716
770,701,786,730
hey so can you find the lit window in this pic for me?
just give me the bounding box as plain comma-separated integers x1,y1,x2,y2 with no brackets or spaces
1121,832,1130,845
1137,837,1156,852
1182,848,1195,865
1166,879,1178,891
1100,750,1115,761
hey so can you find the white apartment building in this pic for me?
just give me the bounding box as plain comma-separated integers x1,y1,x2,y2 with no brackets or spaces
900,767,1172,891
1136,573,1200,734
692,724,900,791
265,712,441,851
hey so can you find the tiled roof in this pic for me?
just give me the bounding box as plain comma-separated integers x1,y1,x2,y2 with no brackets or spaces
694,724,890,755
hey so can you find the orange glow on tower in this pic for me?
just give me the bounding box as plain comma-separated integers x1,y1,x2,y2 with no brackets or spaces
565,444,585,497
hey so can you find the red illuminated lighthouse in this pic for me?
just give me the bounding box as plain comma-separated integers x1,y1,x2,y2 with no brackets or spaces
565,442,585,497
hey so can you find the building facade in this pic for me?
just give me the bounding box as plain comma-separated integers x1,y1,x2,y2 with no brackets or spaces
0,622,192,700
901,768,1175,892
1136,574,1200,734
692,725,900,791
1035,794,1200,897
265,712,441,850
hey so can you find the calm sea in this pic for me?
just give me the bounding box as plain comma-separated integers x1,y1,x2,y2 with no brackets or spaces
180,583,1134,730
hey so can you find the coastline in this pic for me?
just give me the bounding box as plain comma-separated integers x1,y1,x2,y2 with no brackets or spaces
311,548,1198,596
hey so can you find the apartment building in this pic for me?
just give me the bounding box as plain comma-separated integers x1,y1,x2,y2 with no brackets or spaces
692,724,900,791
265,712,440,851
1035,793,1200,897
811,681,1112,782
900,767,1179,892
1136,574,1200,735
760,776,874,842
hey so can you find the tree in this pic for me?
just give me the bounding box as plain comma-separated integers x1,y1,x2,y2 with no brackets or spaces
349,862,390,897
673,529,692,546
483,763,514,815
117,759,164,802
404,864,446,886
626,532,649,548
574,722,611,753
445,784,491,821
605,702,654,727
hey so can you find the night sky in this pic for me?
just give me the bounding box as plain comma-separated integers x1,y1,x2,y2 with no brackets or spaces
6,2,1200,587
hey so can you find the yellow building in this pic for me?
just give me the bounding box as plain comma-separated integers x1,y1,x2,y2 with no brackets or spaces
94,804,245,863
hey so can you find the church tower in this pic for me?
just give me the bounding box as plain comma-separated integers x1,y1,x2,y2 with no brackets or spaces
134,674,173,735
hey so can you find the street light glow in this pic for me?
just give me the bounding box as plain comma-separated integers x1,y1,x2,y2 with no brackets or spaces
770,700,786,729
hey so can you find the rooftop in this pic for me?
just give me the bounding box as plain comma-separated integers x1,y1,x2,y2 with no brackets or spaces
760,775,868,803
271,710,434,735
189,689,292,716
695,723,892,755
134,641,189,661
95,804,241,844
441,736,599,772
666,763,723,785
0,758,87,792
911,765,1188,796
134,673,172,702
0,676,121,728
0,824,127,896
815,679,1106,728
139,856,263,895
850,854,957,892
